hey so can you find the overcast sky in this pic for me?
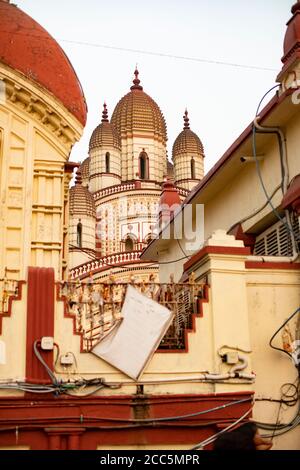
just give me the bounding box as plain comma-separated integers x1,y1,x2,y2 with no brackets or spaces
18,0,292,173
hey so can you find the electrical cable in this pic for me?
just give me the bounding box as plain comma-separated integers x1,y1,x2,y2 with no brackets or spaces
269,307,300,359
227,184,281,233
0,419,251,432
252,85,300,244
190,404,254,450
0,28,278,72
0,397,252,423
176,237,190,260
33,340,59,385
255,378,300,439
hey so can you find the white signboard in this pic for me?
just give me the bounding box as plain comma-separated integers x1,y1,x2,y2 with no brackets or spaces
92,285,173,380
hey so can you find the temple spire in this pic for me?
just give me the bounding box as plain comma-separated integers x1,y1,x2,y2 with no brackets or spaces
183,109,190,130
101,102,109,122
130,67,143,91
75,168,82,185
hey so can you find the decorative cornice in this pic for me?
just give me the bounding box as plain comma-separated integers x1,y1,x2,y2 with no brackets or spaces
0,68,81,151
245,261,300,270
184,245,251,272
89,172,121,180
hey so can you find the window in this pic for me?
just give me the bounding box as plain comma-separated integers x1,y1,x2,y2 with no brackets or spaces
77,221,82,248
253,215,299,256
105,152,110,173
139,151,149,180
191,158,195,179
125,236,134,252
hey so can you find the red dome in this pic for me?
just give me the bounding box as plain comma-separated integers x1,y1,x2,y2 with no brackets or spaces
0,1,87,125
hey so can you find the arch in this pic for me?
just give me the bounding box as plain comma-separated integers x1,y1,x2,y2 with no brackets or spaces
105,152,110,173
144,233,156,245
139,151,149,180
77,220,82,248
123,233,137,252
125,236,134,252
191,158,195,179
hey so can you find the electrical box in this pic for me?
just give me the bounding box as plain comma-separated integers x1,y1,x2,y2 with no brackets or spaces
224,351,239,365
41,337,54,351
60,353,74,366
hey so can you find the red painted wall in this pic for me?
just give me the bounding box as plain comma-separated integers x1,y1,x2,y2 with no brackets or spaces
0,392,253,450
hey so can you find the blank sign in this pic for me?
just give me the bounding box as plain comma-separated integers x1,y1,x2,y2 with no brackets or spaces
92,285,173,380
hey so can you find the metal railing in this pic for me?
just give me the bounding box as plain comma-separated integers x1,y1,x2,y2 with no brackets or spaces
0,276,19,316
59,276,206,351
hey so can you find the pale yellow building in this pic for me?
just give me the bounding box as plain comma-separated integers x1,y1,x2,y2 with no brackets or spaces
142,1,300,450
0,0,299,452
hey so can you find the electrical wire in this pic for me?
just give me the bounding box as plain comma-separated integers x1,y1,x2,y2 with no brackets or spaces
33,340,59,385
176,237,190,260
0,397,252,423
0,419,251,432
56,36,278,73
227,184,281,233
255,378,300,440
269,307,300,359
0,28,278,72
190,404,254,450
252,85,300,244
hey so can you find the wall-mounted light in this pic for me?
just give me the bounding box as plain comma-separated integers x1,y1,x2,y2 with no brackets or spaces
240,155,265,163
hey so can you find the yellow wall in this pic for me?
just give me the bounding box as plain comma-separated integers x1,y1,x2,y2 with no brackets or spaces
246,268,300,450
0,64,83,280
147,95,300,448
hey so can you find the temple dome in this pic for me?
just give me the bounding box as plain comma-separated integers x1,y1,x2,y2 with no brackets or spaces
111,69,167,143
79,156,90,185
0,0,87,125
172,110,204,159
89,103,121,152
69,170,96,218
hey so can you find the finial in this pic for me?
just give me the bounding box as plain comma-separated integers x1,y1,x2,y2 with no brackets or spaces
101,102,109,122
130,67,143,91
75,168,82,185
183,109,190,130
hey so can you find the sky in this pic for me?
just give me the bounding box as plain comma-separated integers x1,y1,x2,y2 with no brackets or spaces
18,0,292,173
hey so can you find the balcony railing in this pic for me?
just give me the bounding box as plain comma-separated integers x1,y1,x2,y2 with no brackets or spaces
93,181,189,201
69,250,146,279
59,276,206,351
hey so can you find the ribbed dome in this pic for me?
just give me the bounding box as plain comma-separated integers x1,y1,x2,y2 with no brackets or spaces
89,103,121,152
69,170,96,218
167,159,174,179
79,156,90,184
0,1,87,125
111,69,167,143
172,110,204,159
